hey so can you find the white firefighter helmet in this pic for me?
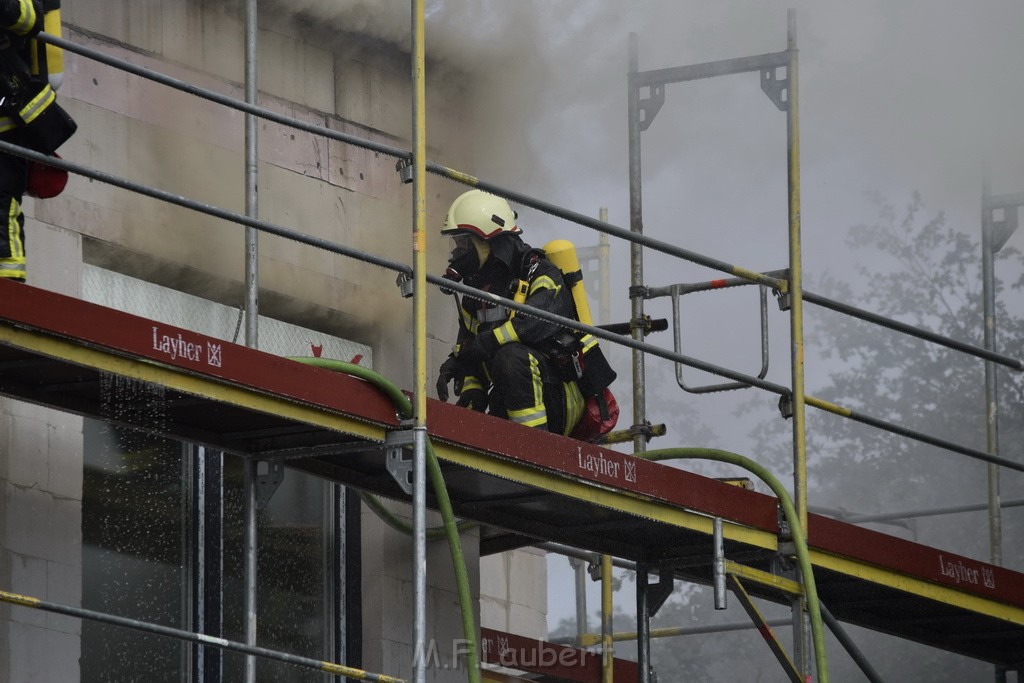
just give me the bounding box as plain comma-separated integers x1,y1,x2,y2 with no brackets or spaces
441,189,520,239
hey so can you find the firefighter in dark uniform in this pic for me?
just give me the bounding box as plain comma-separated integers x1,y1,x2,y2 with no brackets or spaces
435,189,599,436
0,0,75,282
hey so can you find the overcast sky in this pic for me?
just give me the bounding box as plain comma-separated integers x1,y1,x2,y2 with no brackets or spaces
422,0,1024,629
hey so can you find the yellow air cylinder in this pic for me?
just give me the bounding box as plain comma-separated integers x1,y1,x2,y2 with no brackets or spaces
543,239,594,326
43,3,65,90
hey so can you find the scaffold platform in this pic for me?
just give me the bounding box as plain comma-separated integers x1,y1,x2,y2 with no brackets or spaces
1,279,1022,667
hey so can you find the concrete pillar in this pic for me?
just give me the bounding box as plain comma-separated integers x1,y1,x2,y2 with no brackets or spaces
361,499,481,682
0,222,83,683
480,548,548,639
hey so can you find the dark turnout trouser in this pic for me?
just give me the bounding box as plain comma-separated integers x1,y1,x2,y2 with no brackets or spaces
0,147,27,281
485,342,584,436
0,97,78,282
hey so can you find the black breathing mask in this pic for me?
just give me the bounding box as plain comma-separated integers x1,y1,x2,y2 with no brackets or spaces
445,235,482,283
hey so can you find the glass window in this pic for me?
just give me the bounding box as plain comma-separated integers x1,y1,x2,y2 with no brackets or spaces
82,418,187,683
82,414,334,682
222,455,329,682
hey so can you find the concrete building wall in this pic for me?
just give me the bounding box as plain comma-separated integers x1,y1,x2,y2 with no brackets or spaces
0,226,84,683
0,1,542,681
480,548,548,640
47,0,467,375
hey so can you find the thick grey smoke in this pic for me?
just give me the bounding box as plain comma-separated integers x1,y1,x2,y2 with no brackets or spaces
255,0,550,66
244,0,1024,458
239,0,1024,637
246,0,1024,452
244,0,1024,228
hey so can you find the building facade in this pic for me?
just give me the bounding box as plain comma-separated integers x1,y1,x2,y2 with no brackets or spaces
0,2,546,681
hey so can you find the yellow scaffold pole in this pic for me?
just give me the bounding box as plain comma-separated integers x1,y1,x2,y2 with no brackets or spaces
410,2,432,683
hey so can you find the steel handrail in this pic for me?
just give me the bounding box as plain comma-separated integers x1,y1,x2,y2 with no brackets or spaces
670,283,770,394
0,590,404,682
41,29,1022,376
37,31,787,294
3,138,1020,479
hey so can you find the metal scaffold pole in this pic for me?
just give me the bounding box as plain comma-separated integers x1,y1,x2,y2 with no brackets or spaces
410,1,429,682
243,459,258,682
635,563,651,683
601,553,614,683
191,445,225,682
242,2,260,680
784,10,810,679
244,0,259,349
627,33,647,455
981,167,1002,566
598,209,611,326
785,8,807,537
572,557,589,644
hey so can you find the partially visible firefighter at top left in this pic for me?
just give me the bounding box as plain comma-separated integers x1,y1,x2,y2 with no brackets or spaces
0,0,76,283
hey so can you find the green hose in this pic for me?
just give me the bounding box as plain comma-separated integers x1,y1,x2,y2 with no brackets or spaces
289,357,481,683
638,448,830,683
358,490,476,541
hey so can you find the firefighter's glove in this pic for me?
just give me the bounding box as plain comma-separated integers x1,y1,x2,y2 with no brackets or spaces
436,355,462,403
456,388,488,412
457,332,497,366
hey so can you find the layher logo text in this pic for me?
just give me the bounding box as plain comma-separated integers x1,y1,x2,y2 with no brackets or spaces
152,326,223,367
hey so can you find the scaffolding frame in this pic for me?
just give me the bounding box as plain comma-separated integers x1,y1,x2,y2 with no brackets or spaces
623,12,1023,683
623,13,804,679
0,6,1016,683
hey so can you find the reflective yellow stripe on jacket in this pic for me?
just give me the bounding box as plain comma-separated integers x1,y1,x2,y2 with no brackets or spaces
528,274,561,297
462,375,484,393
458,304,479,335
5,0,37,36
492,321,519,346
18,84,55,125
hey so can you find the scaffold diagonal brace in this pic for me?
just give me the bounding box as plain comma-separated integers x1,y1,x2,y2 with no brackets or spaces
728,574,803,683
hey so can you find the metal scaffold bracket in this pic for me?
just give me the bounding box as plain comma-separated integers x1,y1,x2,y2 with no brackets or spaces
629,420,664,444
775,289,792,311
760,65,789,111
778,393,794,419
638,83,665,131
395,156,414,184
990,204,1020,252
600,421,666,445
631,314,660,336
385,424,417,495
649,566,674,615
255,459,284,510
777,505,793,543
395,271,414,298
